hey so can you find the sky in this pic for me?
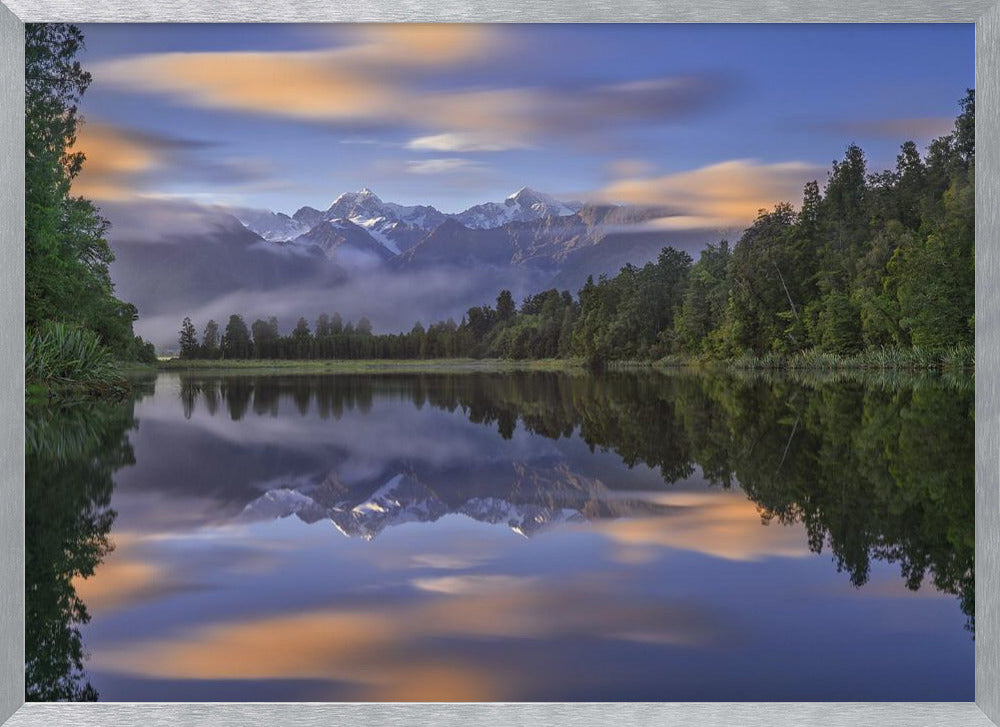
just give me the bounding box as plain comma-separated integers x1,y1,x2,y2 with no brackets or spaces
73,23,974,219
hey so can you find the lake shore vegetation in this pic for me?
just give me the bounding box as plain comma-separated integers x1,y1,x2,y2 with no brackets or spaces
25,24,155,400
173,92,974,373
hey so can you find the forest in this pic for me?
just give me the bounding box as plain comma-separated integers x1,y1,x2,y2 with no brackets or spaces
24,25,156,396
177,89,974,369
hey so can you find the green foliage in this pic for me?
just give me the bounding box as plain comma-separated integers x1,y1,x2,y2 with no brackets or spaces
26,322,126,397
221,314,252,359
178,317,199,359
674,241,732,355
172,90,973,370
728,344,973,372
573,249,692,364
25,24,150,389
177,288,579,363
201,320,221,359
26,385,151,699
719,204,802,354
893,173,975,348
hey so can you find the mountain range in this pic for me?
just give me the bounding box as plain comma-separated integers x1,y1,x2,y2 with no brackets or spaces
108,186,736,347
235,187,581,253
228,186,731,283
238,462,676,540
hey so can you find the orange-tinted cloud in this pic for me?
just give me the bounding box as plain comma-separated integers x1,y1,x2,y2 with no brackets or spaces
73,558,162,613
72,532,181,612
595,159,820,229
69,122,159,201
92,28,725,153
93,25,498,124
592,491,812,562
70,121,271,202
91,576,716,699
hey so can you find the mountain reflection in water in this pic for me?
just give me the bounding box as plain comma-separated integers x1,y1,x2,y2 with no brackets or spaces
26,369,974,701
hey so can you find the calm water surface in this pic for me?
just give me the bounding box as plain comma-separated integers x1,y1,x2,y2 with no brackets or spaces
26,370,974,701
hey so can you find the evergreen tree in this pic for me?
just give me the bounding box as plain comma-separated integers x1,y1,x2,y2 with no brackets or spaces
202,320,220,359
497,290,516,322
315,314,331,338
178,317,199,358
331,313,344,335
25,24,151,366
221,315,251,359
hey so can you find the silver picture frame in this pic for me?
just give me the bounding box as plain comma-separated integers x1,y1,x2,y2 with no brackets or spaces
1,2,997,725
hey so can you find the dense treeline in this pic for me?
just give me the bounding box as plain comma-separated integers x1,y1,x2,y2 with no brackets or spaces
177,91,974,367
177,288,579,361
25,24,155,394
580,90,974,363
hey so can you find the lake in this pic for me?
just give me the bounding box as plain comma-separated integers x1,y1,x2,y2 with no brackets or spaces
25,368,974,701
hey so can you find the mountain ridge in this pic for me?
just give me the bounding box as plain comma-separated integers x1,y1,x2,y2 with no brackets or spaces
235,187,733,284
109,189,737,347
241,187,583,248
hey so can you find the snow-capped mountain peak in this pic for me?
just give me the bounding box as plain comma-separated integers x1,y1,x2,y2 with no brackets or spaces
231,207,310,242
506,186,544,203
455,187,577,229
234,186,583,251
236,462,677,540
506,186,575,215
331,187,381,207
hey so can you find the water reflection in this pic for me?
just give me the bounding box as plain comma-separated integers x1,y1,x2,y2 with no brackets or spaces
26,370,974,701
173,370,975,630
25,383,150,700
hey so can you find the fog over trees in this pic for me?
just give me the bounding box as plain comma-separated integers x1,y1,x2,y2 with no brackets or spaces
177,90,975,368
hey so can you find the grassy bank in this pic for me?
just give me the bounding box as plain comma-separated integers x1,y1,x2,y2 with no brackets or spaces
626,345,975,374
26,323,132,402
157,357,585,374
723,345,973,372
157,346,974,376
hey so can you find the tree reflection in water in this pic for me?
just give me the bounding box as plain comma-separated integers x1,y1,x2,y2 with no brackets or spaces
25,381,151,700
179,369,974,632
26,369,973,700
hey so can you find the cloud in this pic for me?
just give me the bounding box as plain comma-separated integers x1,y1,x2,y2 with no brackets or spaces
70,122,161,201
407,554,489,570
812,117,955,141
127,262,548,350
90,578,718,699
72,532,210,613
405,158,485,175
406,132,530,153
409,76,727,145
605,158,658,179
411,575,537,596
92,25,500,123
92,27,728,150
99,197,242,241
595,158,821,229
73,558,164,613
71,121,271,201
591,491,811,562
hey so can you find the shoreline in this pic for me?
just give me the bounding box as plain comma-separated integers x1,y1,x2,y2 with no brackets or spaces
153,358,586,374
149,348,974,377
